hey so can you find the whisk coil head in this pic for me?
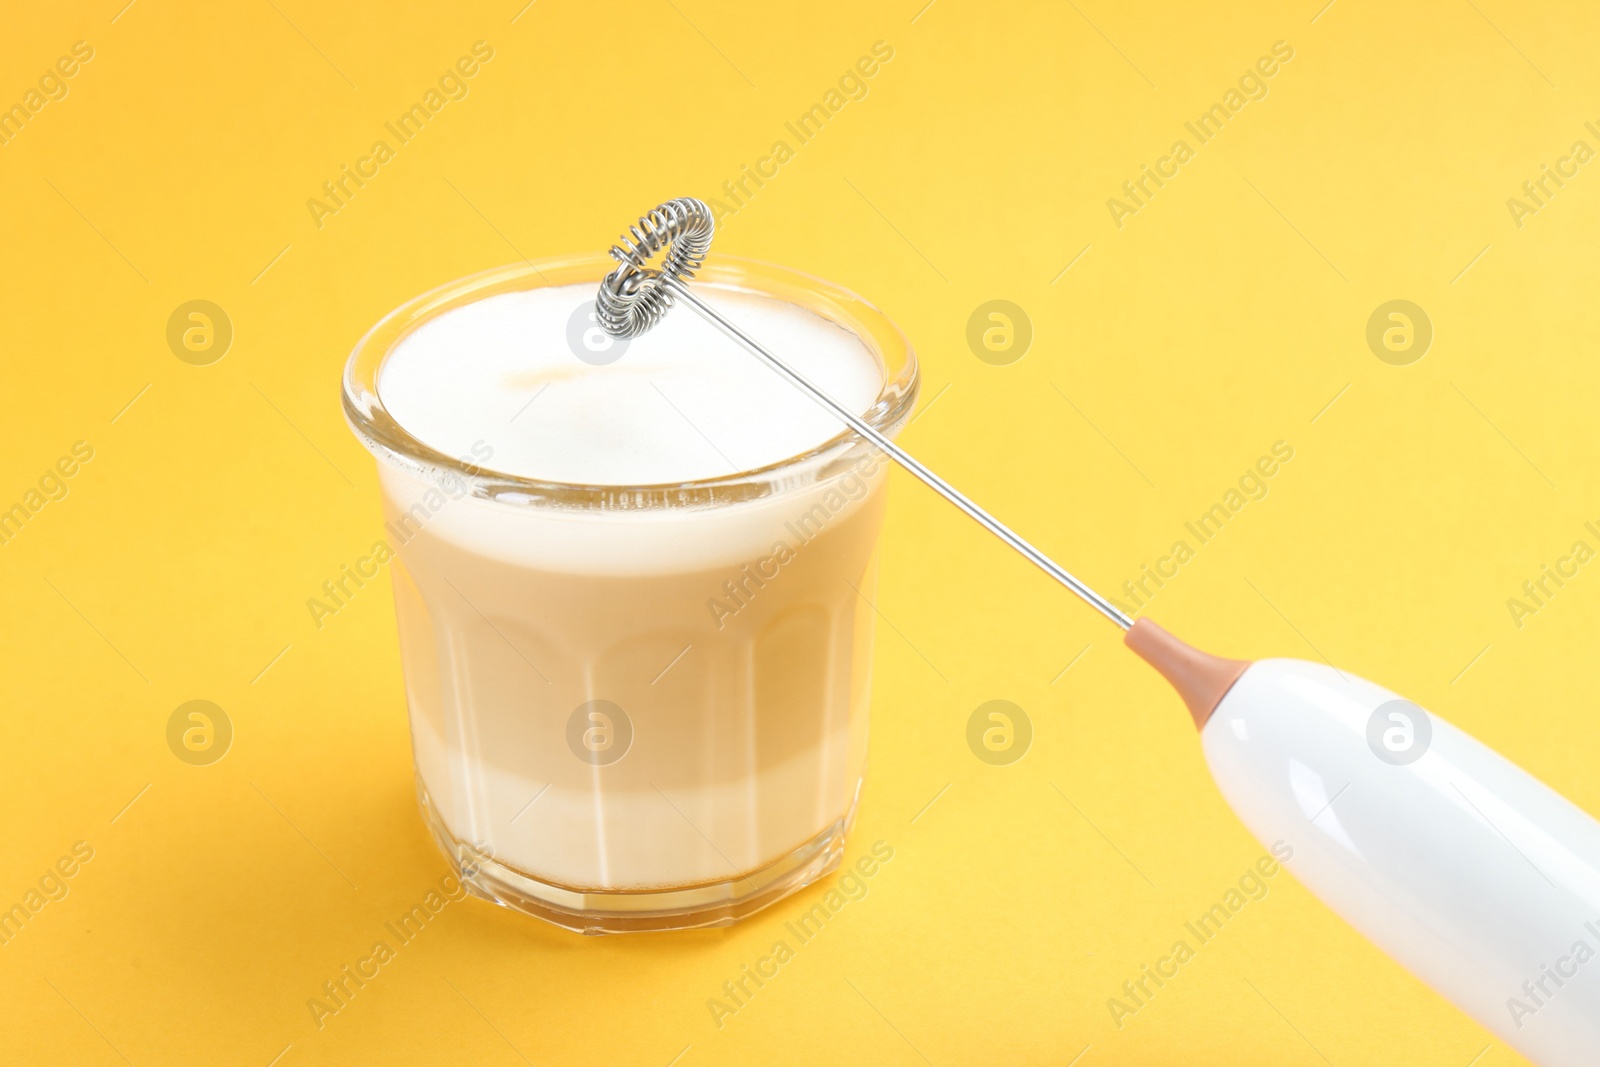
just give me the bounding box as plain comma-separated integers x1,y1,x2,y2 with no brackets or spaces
594,197,715,339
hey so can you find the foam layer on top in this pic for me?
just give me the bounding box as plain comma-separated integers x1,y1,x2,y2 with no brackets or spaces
379,282,884,486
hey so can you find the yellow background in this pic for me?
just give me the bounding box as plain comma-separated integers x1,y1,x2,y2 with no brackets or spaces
2,0,1595,1063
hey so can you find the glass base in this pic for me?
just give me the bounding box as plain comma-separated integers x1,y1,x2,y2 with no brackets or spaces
417,779,855,934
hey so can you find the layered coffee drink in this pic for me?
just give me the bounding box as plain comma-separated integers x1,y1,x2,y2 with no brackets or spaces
344,257,916,932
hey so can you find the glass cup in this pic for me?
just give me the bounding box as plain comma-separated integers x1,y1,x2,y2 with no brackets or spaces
342,254,917,933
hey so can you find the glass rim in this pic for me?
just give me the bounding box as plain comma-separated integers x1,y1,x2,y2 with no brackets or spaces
342,252,919,511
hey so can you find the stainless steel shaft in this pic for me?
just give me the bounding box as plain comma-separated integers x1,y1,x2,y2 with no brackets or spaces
663,277,1133,631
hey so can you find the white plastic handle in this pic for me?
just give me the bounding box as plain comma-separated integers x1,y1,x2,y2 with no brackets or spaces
1204,660,1600,1065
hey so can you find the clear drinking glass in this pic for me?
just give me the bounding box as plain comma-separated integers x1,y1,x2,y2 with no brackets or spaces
342,254,917,933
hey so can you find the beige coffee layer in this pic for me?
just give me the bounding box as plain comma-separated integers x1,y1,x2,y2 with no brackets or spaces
385,465,886,888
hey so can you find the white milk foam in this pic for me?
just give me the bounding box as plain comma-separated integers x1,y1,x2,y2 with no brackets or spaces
381,283,883,486
374,282,892,890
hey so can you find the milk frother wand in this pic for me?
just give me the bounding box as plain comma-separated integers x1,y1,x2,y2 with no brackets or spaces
598,199,1130,631
596,197,1600,1065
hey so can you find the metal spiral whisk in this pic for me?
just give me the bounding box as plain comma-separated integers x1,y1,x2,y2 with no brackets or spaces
592,197,1134,630
595,197,715,338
